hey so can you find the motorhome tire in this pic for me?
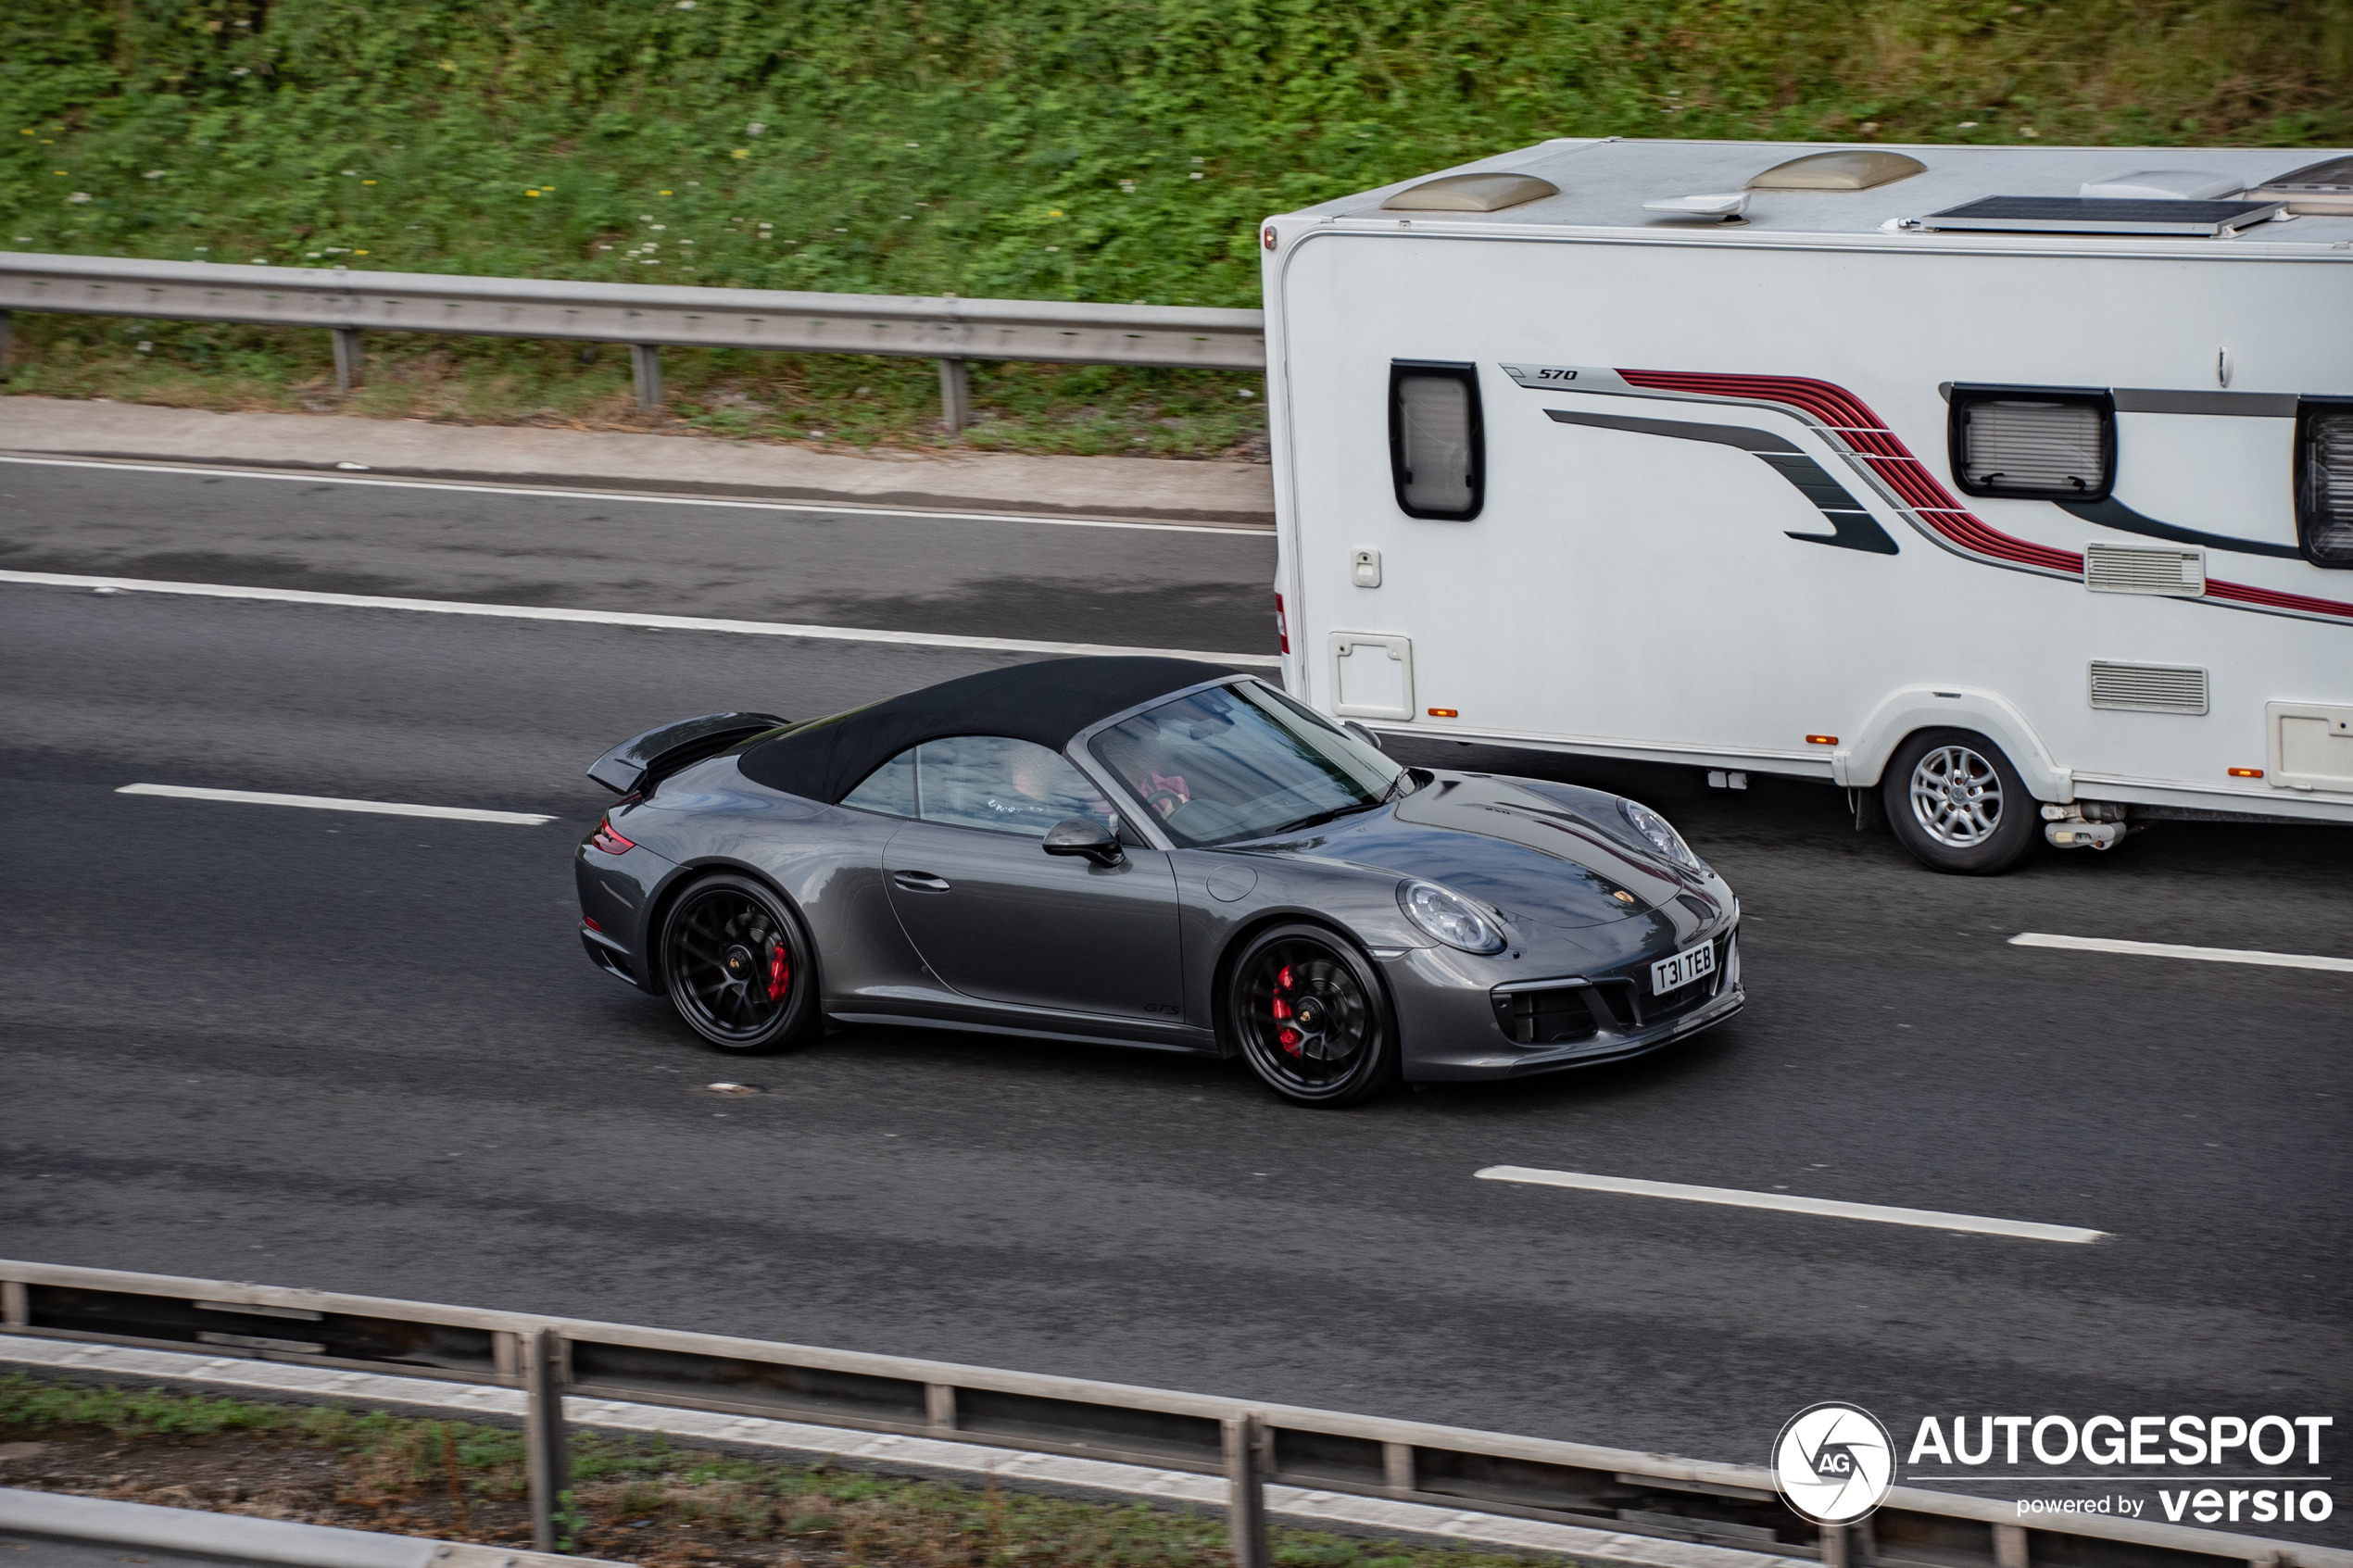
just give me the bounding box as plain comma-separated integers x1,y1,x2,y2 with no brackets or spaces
1882,730,2038,875
660,873,822,1054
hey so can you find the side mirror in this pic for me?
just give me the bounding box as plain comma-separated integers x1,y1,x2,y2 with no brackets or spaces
1342,720,1386,752
1042,817,1125,866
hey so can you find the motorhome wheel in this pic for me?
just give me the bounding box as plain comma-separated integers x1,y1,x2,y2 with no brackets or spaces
1881,729,2040,875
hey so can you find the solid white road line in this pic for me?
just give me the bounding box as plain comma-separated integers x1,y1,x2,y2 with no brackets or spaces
0,454,1270,535
2009,932,2353,973
1474,1166,2107,1244
1,570,1282,668
117,784,555,825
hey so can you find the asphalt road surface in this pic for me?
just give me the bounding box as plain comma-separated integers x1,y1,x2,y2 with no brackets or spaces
4,461,2348,1550
0,458,1277,655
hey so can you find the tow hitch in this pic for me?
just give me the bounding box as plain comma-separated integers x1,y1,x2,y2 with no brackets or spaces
2042,801,2132,850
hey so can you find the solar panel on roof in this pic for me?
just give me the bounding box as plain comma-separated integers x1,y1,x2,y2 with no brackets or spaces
1919,196,2284,236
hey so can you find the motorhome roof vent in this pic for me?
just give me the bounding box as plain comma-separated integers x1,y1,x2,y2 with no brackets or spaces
2078,170,2245,201
1642,192,1749,220
2249,155,2353,216
1746,149,1925,190
1381,172,1559,212
1919,196,2284,236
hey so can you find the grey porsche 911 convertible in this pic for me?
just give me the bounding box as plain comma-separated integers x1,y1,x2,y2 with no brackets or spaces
575,658,1743,1106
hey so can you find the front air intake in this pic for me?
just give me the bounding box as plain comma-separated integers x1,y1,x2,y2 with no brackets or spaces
2089,661,2208,716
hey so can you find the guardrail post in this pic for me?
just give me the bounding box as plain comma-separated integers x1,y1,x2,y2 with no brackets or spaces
925,1383,958,1433
1818,1523,1850,1568
0,309,12,370
329,327,362,395
1991,1522,2029,1567
1,1279,26,1329
937,357,970,433
524,1328,569,1552
1222,1413,1269,1568
631,344,663,414
1381,1440,1415,1496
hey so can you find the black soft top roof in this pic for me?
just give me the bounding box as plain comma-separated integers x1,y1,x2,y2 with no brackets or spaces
737,656,1235,803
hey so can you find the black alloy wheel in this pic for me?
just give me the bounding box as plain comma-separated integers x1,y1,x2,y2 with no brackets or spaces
660,873,820,1054
1881,728,2041,875
1227,923,1400,1107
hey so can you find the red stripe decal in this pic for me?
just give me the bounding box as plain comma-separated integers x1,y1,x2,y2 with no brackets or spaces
1614,368,2352,622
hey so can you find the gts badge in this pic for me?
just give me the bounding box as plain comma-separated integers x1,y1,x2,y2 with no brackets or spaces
1140,1002,1182,1015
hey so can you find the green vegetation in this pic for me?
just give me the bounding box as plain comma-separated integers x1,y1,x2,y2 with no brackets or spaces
2,0,2344,451
0,1375,1569,1567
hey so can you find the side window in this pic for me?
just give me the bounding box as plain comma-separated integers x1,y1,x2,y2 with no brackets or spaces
2295,399,2353,567
1947,385,2115,500
914,735,1119,838
840,747,919,818
1390,360,1484,521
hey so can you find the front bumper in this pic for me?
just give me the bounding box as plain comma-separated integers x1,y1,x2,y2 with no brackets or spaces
1390,928,1745,1082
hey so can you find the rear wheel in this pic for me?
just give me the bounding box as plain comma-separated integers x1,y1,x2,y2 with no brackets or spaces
1881,729,2039,875
660,873,821,1054
1226,924,1399,1107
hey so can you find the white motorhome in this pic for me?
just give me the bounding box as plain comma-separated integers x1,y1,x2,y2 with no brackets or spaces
1258,138,2353,871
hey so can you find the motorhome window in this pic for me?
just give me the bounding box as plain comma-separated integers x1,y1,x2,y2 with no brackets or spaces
2296,401,2353,567
1947,386,2115,501
1389,361,1484,520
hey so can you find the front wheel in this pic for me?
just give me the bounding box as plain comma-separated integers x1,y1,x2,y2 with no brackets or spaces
1225,923,1400,1107
1881,729,2039,875
659,873,822,1054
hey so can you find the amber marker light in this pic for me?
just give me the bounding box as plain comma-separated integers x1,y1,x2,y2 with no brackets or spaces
1806,734,1839,746
1428,708,1459,718
2229,767,2265,778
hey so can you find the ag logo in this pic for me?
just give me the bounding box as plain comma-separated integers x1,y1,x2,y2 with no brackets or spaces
1772,1402,1894,1524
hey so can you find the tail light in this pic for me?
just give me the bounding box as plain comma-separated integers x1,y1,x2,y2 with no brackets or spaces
590,817,636,855
1274,593,1290,655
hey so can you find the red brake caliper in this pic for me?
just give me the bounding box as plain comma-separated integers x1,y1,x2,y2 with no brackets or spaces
1273,963,1301,1055
767,945,791,1002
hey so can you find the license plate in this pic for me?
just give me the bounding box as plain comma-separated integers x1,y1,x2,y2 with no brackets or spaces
1651,939,1716,996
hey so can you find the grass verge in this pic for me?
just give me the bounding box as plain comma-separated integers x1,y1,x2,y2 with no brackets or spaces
3,0,2341,456
0,1375,1572,1568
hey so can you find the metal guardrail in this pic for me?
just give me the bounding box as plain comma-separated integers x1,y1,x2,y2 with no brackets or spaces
0,251,1267,428
0,1487,622,1568
1,1262,2336,1568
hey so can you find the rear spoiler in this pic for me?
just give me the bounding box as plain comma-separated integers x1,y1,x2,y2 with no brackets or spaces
585,712,790,796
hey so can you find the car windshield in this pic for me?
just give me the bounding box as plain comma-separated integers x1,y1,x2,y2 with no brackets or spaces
1088,680,1408,847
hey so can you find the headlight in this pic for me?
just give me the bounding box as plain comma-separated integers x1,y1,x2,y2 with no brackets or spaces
1619,799,1704,871
1398,880,1506,954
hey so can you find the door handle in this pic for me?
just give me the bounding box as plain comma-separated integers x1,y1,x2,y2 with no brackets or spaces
891,870,951,893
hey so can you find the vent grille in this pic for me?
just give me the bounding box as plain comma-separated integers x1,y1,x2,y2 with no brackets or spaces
2089,661,2208,715
2084,544,2205,596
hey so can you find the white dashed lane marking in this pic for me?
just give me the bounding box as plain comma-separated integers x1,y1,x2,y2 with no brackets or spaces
1475,1166,2107,1244
117,784,556,826
2009,932,2353,973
